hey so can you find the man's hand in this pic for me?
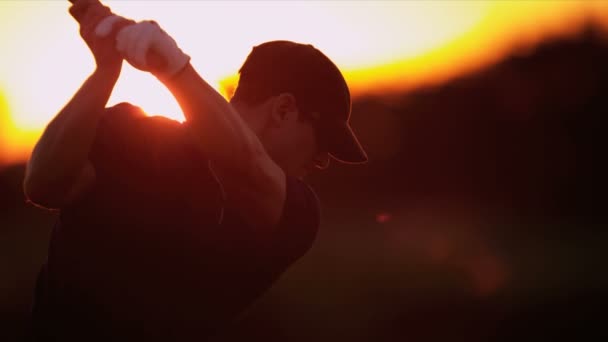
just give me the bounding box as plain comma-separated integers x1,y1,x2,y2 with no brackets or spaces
115,21,191,80
69,0,134,74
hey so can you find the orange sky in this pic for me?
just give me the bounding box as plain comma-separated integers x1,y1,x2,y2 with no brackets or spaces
1,0,607,167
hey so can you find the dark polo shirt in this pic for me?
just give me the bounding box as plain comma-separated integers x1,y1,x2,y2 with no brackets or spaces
31,103,320,341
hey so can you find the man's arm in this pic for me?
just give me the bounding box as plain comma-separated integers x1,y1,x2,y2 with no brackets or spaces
164,64,287,231
24,3,132,208
115,21,286,230
24,69,118,208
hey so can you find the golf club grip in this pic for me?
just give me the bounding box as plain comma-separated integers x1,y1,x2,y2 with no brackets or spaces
69,0,168,72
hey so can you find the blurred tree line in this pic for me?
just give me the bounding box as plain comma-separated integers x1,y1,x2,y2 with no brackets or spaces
1,25,607,342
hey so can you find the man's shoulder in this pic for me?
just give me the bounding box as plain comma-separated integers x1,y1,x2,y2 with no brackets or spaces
90,102,204,183
95,102,188,151
102,102,146,125
106,101,146,114
102,102,182,131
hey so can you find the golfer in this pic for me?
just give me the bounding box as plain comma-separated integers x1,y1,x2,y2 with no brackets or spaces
24,1,367,340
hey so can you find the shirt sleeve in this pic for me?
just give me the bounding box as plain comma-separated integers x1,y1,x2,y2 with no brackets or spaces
262,176,321,271
89,102,185,180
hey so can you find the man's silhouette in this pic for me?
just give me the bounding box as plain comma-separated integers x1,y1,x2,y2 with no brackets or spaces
24,1,367,340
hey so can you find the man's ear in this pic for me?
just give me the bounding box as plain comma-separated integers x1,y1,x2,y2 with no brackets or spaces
270,93,298,126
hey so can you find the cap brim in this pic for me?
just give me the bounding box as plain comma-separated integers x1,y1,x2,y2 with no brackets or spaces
327,123,368,164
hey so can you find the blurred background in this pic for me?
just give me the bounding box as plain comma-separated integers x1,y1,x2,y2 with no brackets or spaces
1,1,607,341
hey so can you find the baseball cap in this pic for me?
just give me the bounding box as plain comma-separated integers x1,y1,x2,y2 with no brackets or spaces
233,40,368,164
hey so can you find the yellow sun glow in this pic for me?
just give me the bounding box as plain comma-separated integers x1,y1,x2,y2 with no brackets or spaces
0,0,607,166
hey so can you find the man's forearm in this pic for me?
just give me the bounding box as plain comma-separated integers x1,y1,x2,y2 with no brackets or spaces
24,68,119,204
161,64,263,170
112,20,257,169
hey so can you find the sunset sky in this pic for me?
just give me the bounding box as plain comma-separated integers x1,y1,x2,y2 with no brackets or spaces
0,0,607,166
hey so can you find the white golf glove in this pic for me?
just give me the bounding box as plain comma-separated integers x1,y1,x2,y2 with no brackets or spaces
106,18,191,79
94,15,125,38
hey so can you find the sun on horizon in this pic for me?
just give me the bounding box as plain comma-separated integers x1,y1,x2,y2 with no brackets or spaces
0,0,607,166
